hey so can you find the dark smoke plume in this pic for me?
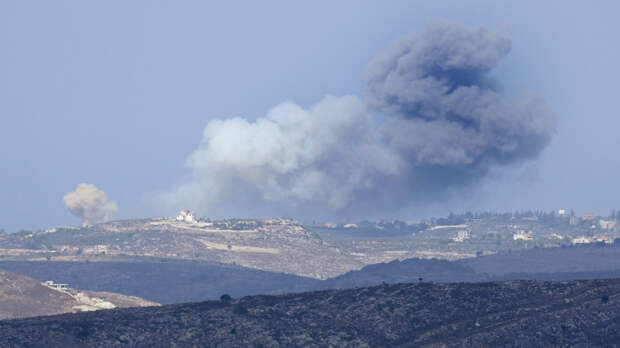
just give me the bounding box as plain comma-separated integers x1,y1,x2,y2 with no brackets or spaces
368,19,554,168
159,20,555,219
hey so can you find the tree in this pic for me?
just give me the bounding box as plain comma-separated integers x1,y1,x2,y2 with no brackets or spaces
220,294,232,303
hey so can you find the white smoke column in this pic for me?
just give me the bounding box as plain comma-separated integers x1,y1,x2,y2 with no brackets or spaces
63,183,118,226
161,95,402,216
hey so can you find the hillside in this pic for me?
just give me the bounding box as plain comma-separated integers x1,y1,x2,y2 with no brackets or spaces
6,248,620,306
0,269,157,320
459,244,620,275
0,260,318,304
2,279,620,347
0,218,361,279
319,258,487,290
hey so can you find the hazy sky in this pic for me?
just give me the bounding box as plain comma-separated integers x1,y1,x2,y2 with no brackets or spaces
1,1,619,231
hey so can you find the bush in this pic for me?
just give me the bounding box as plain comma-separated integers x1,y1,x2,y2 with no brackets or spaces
220,294,232,303
602,295,610,304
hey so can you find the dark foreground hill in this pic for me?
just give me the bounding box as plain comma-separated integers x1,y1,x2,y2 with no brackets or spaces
2,279,620,347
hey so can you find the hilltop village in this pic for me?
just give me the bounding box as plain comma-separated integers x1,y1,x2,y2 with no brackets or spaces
313,209,619,247
0,209,618,279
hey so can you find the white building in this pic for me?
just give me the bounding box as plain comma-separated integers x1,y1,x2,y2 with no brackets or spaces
176,210,197,223
452,230,471,242
593,235,614,244
600,220,617,230
83,244,107,254
572,236,592,245
43,280,69,291
513,231,533,241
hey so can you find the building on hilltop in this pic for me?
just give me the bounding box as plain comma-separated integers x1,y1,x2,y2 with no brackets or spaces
513,231,533,241
451,230,471,242
176,210,197,223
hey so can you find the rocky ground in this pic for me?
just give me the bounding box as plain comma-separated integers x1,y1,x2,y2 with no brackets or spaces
2,279,620,347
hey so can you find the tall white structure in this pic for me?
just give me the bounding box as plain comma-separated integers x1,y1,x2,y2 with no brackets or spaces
451,230,471,242
176,210,197,223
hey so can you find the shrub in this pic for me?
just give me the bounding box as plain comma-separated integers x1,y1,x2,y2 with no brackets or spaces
602,295,610,304
220,294,232,303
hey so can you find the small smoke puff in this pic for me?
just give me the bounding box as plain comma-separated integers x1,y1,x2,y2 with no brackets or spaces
63,183,117,225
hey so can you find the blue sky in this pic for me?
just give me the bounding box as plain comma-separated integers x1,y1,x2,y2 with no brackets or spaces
1,1,619,231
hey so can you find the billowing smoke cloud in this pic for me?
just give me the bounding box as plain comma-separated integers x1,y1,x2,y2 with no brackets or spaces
160,20,555,219
63,183,118,225
367,20,554,168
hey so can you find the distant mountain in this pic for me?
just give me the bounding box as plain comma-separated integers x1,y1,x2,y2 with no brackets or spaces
2,279,620,347
0,269,157,320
